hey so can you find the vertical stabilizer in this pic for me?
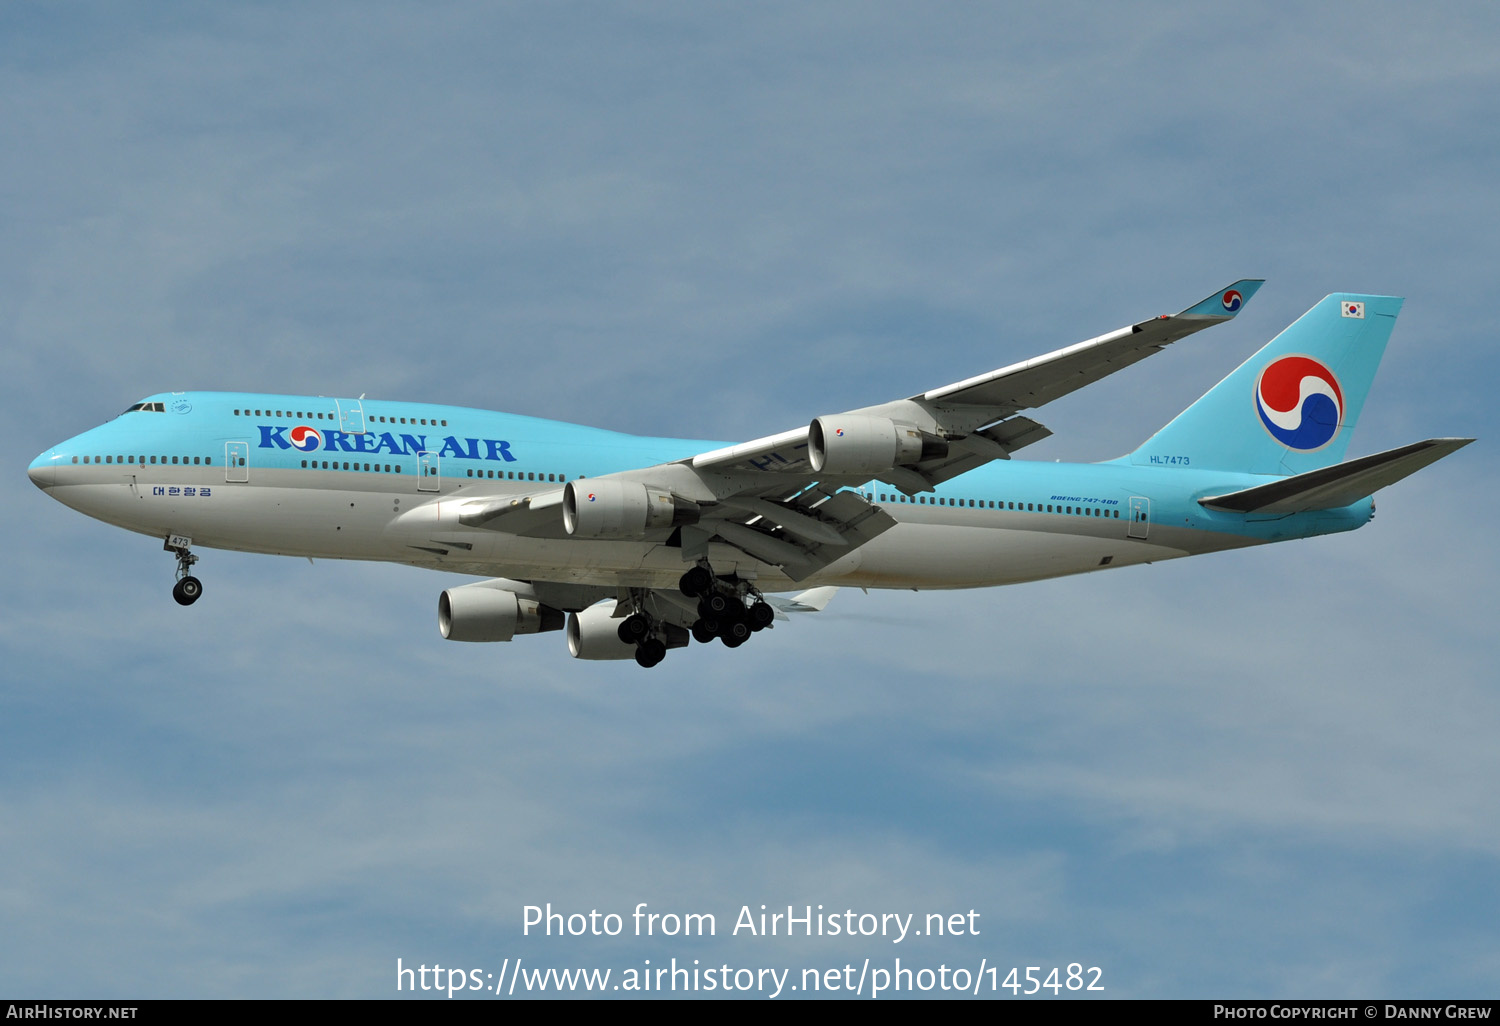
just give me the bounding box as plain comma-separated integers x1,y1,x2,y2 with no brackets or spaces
1128,294,1402,476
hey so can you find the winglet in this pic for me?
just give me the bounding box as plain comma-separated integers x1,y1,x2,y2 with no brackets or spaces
1177,279,1265,319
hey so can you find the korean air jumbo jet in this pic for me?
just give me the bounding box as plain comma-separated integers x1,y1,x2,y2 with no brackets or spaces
27,281,1471,667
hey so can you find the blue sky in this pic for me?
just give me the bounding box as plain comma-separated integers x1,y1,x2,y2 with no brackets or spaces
3,1,1497,998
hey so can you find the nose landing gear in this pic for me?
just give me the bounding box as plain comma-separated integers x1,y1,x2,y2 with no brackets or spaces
165,535,202,606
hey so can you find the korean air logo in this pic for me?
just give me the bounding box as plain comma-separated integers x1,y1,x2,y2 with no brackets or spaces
1255,355,1344,451
834,427,844,437
587,492,596,502
1221,289,1243,312
288,425,323,452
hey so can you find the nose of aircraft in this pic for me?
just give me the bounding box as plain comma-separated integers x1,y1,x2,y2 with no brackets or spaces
28,451,56,491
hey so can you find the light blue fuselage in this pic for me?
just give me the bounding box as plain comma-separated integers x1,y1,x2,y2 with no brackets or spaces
28,391,1372,592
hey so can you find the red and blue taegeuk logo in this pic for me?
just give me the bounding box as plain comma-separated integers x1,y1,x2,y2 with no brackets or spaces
1255,356,1344,451
1221,289,1243,312
289,425,323,452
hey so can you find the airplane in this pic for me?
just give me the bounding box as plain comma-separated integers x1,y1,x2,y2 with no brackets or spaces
27,281,1472,668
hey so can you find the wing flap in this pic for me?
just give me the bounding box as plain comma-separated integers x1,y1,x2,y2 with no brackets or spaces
708,488,897,581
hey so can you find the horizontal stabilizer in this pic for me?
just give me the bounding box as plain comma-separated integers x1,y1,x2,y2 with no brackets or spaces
772,587,839,614
1199,438,1474,513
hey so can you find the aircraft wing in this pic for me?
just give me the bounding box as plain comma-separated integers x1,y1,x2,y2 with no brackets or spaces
461,280,1263,580
690,279,1263,482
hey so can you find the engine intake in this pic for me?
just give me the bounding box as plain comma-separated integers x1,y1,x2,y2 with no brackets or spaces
563,479,699,539
439,583,564,642
808,415,947,476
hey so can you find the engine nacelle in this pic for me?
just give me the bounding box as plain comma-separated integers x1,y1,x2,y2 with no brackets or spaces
562,479,699,539
438,583,564,642
566,604,690,660
808,415,946,476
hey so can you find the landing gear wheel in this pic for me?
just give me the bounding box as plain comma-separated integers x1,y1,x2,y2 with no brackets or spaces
634,638,667,668
748,601,774,631
691,619,716,644
719,619,751,647
705,591,732,616
172,576,203,606
679,565,713,598
696,599,723,638
617,612,651,644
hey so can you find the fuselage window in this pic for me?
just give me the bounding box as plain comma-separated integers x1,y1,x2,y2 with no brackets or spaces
105,456,112,463
71,456,78,464
301,460,308,468
441,420,447,427
395,466,401,474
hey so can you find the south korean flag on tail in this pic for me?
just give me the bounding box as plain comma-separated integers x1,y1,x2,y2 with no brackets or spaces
1341,301,1365,319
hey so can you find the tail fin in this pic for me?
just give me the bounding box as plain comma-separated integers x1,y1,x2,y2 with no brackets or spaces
1128,293,1402,476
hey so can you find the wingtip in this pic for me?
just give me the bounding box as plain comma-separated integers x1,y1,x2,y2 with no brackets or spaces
1178,279,1265,319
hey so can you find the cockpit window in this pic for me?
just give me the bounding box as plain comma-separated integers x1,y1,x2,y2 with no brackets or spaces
123,402,166,413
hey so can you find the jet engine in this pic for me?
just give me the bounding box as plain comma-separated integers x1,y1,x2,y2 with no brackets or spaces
562,479,700,539
566,604,689,660
808,415,947,476
438,582,565,642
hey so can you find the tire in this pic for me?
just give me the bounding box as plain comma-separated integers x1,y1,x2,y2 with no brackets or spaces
172,576,202,606
748,601,774,631
618,613,650,642
691,619,716,644
679,566,713,598
634,639,666,667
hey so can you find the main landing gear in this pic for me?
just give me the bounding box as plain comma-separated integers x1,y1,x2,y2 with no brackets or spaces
612,566,777,670
616,611,669,668
678,563,774,651
165,536,202,606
